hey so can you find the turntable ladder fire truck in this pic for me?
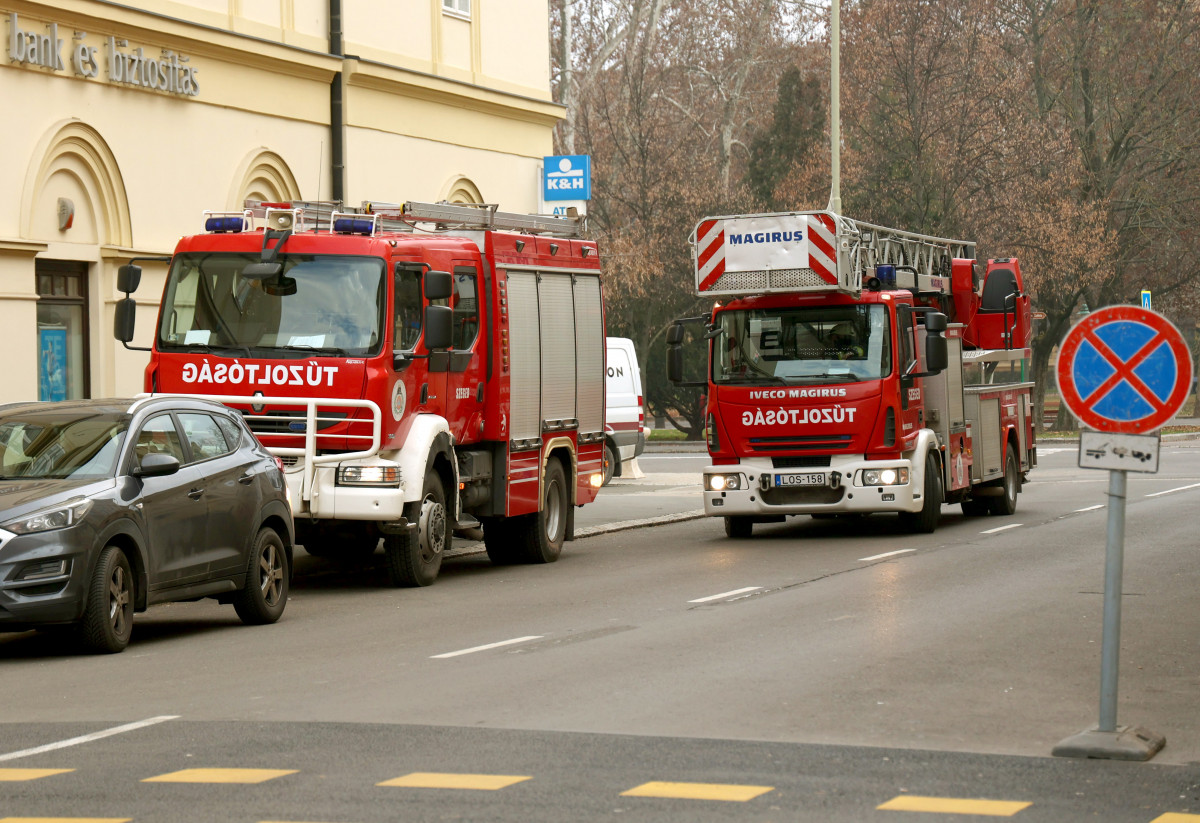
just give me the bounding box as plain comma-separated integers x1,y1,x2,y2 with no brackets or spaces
115,199,606,585
666,210,1036,537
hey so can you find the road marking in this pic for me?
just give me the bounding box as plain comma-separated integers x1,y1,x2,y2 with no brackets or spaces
981,524,1023,534
859,549,915,562
431,635,543,658
0,769,74,781
1075,504,1105,512
1145,482,1200,498
142,768,296,784
621,781,773,802
1149,814,1200,822
0,716,178,763
688,586,762,603
0,818,132,822
877,795,1031,815
378,772,531,790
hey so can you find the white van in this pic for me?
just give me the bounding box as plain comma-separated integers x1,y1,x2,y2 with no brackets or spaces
604,337,646,485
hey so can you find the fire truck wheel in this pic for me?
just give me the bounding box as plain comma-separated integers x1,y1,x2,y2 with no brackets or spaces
384,471,448,587
987,444,1020,516
602,442,617,486
724,516,753,538
512,459,568,563
901,453,943,533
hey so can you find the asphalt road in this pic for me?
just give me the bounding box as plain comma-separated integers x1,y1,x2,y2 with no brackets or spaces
2,440,1199,821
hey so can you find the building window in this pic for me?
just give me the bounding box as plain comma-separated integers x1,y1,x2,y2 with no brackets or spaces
442,0,470,18
36,261,90,401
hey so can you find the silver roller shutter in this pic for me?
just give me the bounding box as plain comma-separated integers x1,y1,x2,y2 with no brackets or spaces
508,272,541,440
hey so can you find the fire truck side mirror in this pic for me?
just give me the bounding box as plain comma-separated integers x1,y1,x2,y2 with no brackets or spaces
425,270,452,300
924,312,948,373
117,264,142,294
114,297,137,343
666,322,685,346
667,345,683,383
424,305,453,350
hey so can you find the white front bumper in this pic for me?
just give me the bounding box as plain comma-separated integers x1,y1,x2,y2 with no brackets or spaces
702,455,921,517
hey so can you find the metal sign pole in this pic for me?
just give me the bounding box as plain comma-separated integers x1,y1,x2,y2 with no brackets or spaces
1098,469,1125,733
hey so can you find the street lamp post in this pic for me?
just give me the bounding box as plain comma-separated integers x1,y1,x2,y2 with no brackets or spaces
827,0,841,213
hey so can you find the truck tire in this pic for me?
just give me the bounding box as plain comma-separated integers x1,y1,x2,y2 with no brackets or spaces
385,470,448,587
509,459,568,564
724,516,753,538
987,444,1020,516
901,453,942,533
602,441,617,486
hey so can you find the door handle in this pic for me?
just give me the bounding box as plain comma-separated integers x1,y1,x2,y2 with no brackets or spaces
188,488,205,500
238,474,254,485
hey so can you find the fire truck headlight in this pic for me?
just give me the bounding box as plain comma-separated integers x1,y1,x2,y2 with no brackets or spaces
861,468,908,486
337,465,401,487
707,473,741,491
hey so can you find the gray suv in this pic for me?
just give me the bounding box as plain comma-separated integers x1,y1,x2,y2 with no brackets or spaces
0,396,293,653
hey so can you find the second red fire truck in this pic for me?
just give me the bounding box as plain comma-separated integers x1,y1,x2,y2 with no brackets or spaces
116,200,606,585
667,210,1037,536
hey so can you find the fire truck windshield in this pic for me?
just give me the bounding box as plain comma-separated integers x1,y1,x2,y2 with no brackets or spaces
712,304,891,385
156,253,386,357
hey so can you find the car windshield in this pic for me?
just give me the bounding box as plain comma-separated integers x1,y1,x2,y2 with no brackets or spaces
0,411,127,480
157,253,386,357
712,304,891,385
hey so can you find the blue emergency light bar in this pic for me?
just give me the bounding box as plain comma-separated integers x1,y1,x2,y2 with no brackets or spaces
875,265,897,286
205,216,245,233
332,216,378,235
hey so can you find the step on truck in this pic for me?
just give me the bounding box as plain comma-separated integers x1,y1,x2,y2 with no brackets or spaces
666,210,1037,537
115,200,606,584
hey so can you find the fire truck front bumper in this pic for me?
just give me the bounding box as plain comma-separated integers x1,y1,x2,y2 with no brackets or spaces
284,460,409,521
701,456,920,517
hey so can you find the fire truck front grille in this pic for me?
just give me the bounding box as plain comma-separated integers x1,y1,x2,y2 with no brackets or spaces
761,484,845,506
708,268,829,292
771,456,832,469
749,435,852,453
242,410,348,434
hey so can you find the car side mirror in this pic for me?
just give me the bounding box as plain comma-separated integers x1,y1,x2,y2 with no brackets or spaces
133,452,180,478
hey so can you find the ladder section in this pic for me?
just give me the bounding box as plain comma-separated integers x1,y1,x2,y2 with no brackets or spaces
845,217,975,291
397,201,584,237
239,199,584,237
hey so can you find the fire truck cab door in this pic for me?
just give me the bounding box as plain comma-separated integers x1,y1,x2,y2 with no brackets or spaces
441,265,485,445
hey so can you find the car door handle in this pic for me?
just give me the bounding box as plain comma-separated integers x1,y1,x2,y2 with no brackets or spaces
188,487,205,500
238,473,254,485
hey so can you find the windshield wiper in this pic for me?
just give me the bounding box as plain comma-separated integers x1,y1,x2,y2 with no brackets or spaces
282,344,351,356
173,342,253,358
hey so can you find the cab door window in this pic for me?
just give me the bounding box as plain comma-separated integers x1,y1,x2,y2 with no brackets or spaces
178,413,234,463
394,267,423,351
452,267,479,350
133,415,186,463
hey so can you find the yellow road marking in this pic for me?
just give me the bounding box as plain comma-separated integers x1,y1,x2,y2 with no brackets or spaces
621,781,774,802
142,768,297,784
1150,815,1200,822
0,768,74,781
877,795,1032,815
378,772,531,790
0,818,131,822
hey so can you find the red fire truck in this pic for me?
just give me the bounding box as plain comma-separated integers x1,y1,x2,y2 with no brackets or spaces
666,210,1036,536
115,200,606,584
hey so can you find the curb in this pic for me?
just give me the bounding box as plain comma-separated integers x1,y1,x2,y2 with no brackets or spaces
446,510,709,559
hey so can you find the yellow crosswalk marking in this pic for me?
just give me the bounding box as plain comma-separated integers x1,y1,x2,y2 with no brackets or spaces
142,768,297,784
621,781,774,802
377,772,532,790
0,769,74,781
878,795,1032,815
0,818,131,822
1150,815,1200,822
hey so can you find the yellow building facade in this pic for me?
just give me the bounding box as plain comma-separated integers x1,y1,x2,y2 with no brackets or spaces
1,0,562,401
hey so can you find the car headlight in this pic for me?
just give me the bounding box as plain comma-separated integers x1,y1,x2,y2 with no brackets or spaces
337,465,401,487
861,467,909,486
707,473,742,491
2,497,94,535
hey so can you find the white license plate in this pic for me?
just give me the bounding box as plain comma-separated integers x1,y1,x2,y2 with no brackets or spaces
774,472,826,487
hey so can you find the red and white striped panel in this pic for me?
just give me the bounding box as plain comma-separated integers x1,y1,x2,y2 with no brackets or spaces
695,219,726,293
808,213,837,284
